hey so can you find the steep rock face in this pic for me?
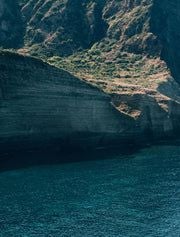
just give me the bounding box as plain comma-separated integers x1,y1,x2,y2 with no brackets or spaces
1,52,180,154
0,52,135,152
0,0,23,48
21,0,107,56
103,0,158,55
3,0,179,85
18,0,159,56
19,0,157,56
111,84,180,140
17,0,180,145
17,0,180,83
1,1,180,151
1,0,179,72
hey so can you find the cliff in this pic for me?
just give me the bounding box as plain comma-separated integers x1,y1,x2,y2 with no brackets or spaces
0,51,135,153
1,0,180,152
1,51,180,154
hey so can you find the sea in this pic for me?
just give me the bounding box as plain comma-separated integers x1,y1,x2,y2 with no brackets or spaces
0,144,180,236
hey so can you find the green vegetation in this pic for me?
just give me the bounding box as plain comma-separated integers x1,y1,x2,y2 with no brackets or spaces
47,45,169,93
13,0,170,94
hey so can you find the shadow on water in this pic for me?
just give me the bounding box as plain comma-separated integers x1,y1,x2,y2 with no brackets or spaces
1,138,180,173
0,143,140,173
0,140,180,236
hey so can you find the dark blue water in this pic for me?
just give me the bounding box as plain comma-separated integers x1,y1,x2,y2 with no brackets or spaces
0,145,180,237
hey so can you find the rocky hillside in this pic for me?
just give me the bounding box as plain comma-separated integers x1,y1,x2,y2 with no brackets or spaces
18,0,157,57
16,0,179,74
12,0,179,85
18,0,107,56
1,0,180,83
1,0,180,150
1,1,179,64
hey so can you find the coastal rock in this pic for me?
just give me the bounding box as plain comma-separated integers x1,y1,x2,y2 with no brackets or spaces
0,52,134,152
111,85,180,140
1,0,180,152
1,52,180,154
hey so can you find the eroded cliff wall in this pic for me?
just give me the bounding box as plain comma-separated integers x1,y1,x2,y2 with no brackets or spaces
1,1,180,152
0,52,135,152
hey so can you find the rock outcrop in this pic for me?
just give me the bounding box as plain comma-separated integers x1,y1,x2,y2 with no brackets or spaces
1,0,180,153
0,51,135,153
1,0,180,79
1,51,180,154
18,0,156,57
111,82,180,140
20,0,107,56
17,0,180,84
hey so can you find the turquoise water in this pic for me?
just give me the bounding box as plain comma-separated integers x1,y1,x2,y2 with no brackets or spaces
0,145,180,237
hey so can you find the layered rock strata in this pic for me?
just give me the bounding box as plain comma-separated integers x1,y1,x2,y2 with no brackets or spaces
0,52,135,153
